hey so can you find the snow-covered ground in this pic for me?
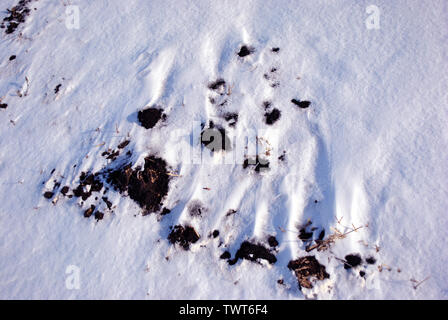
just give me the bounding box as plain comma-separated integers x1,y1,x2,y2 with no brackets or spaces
0,0,447,299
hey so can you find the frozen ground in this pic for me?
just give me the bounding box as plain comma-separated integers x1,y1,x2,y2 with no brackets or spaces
0,0,447,299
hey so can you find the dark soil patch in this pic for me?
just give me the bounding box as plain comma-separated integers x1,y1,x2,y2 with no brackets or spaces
359,270,366,277
208,79,226,92
220,251,231,260
102,197,112,210
137,107,164,129
0,103,7,109
106,155,170,214
263,101,272,110
84,205,95,218
288,256,330,289
243,156,269,173
2,0,33,34
117,140,130,149
265,108,281,125
160,207,171,215
228,241,277,265
9,55,16,61
272,47,280,53
366,256,376,265
212,230,220,238
60,186,69,196
73,172,103,201
299,228,313,241
267,236,279,248
237,45,254,57
94,211,104,221
291,99,311,109
54,84,62,94
201,127,232,152
344,254,362,269
168,225,200,250
224,112,238,127
43,191,54,199
188,200,206,217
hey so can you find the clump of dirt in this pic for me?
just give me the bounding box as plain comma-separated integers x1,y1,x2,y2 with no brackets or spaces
117,140,130,149
272,47,280,53
1,0,33,34
243,156,270,173
366,256,376,265
201,126,232,152
220,251,231,260
0,103,8,109
106,155,170,214
265,108,281,125
84,205,95,218
237,45,254,57
60,186,69,196
43,191,54,199
224,112,238,127
168,225,200,250
228,241,277,265
54,84,62,94
73,172,104,201
208,79,226,93
188,200,207,217
9,55,16,61
299,228,313,241
291,99,311,109
288,256,330,289
267,236,279,248
212,230,219,238
344,254,362,269
137,106,165,129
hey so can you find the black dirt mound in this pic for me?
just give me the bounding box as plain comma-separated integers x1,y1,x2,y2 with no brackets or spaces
84,205,95,218
291,99,311,109
264,108,281,125
137,107,164,129
228,241,277,265
267,236,279,248
344,254,362,269
201,127,232,152
288,256,330,289
272,47,280,53
43,191,54,199
168,225,200,250
299,228,313,241
0,103,7,109
237,45,254,57
243,156,270,173
9,55,16,61
2,0,33,34
106,155,170,214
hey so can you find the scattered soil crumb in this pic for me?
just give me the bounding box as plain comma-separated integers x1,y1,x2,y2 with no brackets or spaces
212,230,220,238
220,251,231,260
237,45,254,57
94,211,104,221
43,191,54,199
272,47,280,53
2,0,33,34
208,79,226,93
299,228,313,241
228,241,277,265
359,270,366,277
366,256,376,265
60,186,69,195
160,207,171,215
344,254,362,269
54,84,62,94
168,225,200,250
137,106,164,129
265,108,281,125
9,55,16,61
84,205,95,218
291,99,311,109
267,236,279,248
288,256,330,289
117,140,130,149
226,209,237,217
0,103,8,109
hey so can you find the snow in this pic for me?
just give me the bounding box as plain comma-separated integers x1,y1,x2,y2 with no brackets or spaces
0,0,447,299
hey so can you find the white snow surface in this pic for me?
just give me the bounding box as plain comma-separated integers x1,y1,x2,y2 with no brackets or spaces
0,0,447,299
